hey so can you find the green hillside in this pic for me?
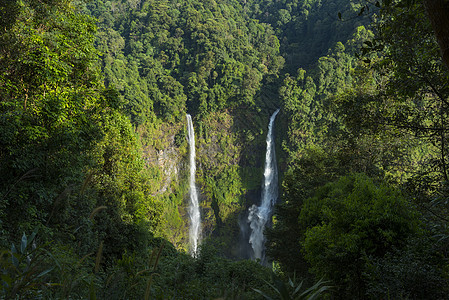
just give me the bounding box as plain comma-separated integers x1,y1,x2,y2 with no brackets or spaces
1,0,449,298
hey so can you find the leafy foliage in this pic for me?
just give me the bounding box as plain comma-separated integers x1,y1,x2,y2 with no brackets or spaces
88,0,284,123
299,174,420,297
246,0,372,71
2,0,449,298
0,0,163,275
364,236,449,299
253,275,332,300
0,231,53,299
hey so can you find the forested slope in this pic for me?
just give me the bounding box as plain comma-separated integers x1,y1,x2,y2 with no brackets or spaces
82,0,289,252
1,0,449,298
81,0,373,253
266,1,449,298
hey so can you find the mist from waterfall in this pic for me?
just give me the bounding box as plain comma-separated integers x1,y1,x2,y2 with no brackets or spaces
248,109,280,261
186,114,201,256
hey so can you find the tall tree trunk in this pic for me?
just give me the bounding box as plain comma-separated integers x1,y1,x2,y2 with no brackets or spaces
424,0,449,70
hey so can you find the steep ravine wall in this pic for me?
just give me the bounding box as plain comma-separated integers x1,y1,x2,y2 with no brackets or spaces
196,111,264,257
137,110,271,256
137,120,189,250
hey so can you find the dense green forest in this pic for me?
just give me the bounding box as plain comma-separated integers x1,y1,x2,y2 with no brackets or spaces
1,0,449,298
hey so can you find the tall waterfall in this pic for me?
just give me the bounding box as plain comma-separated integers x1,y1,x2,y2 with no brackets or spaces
248,109,280,261
186,114,201,255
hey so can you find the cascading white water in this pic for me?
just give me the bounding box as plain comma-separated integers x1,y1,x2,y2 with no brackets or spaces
186,114,201,255
248,109,280,261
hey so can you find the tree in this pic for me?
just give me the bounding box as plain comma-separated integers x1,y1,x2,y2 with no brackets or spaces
340,0,449,212
424,0,449,70
0,0,162,265
0,0,103,239
299,174,420,298
266,146,343,275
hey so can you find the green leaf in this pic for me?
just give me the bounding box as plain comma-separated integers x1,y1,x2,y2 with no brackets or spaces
299,278,331,298
307,285,333,300
292,280,304,296
288,277,294,288
11,252,19,268
20,233,27,254
28,229,38,247
36,267,54,278
89,277,96,300
252,288,274,300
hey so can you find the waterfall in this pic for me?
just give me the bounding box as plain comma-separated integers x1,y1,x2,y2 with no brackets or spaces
186,114,201,255
248,109,280,261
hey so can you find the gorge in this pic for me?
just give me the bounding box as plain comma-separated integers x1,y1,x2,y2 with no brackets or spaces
2,0,448,298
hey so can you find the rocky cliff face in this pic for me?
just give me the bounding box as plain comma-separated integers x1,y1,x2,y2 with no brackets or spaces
137,121,189,249
138,109,270,256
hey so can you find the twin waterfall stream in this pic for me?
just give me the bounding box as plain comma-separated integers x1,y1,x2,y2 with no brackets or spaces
248,108,280,261
186,114,201,256
186,110,280,260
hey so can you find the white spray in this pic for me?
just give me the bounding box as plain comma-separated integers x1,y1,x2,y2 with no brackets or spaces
248,109,280,261
186,114,201,255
